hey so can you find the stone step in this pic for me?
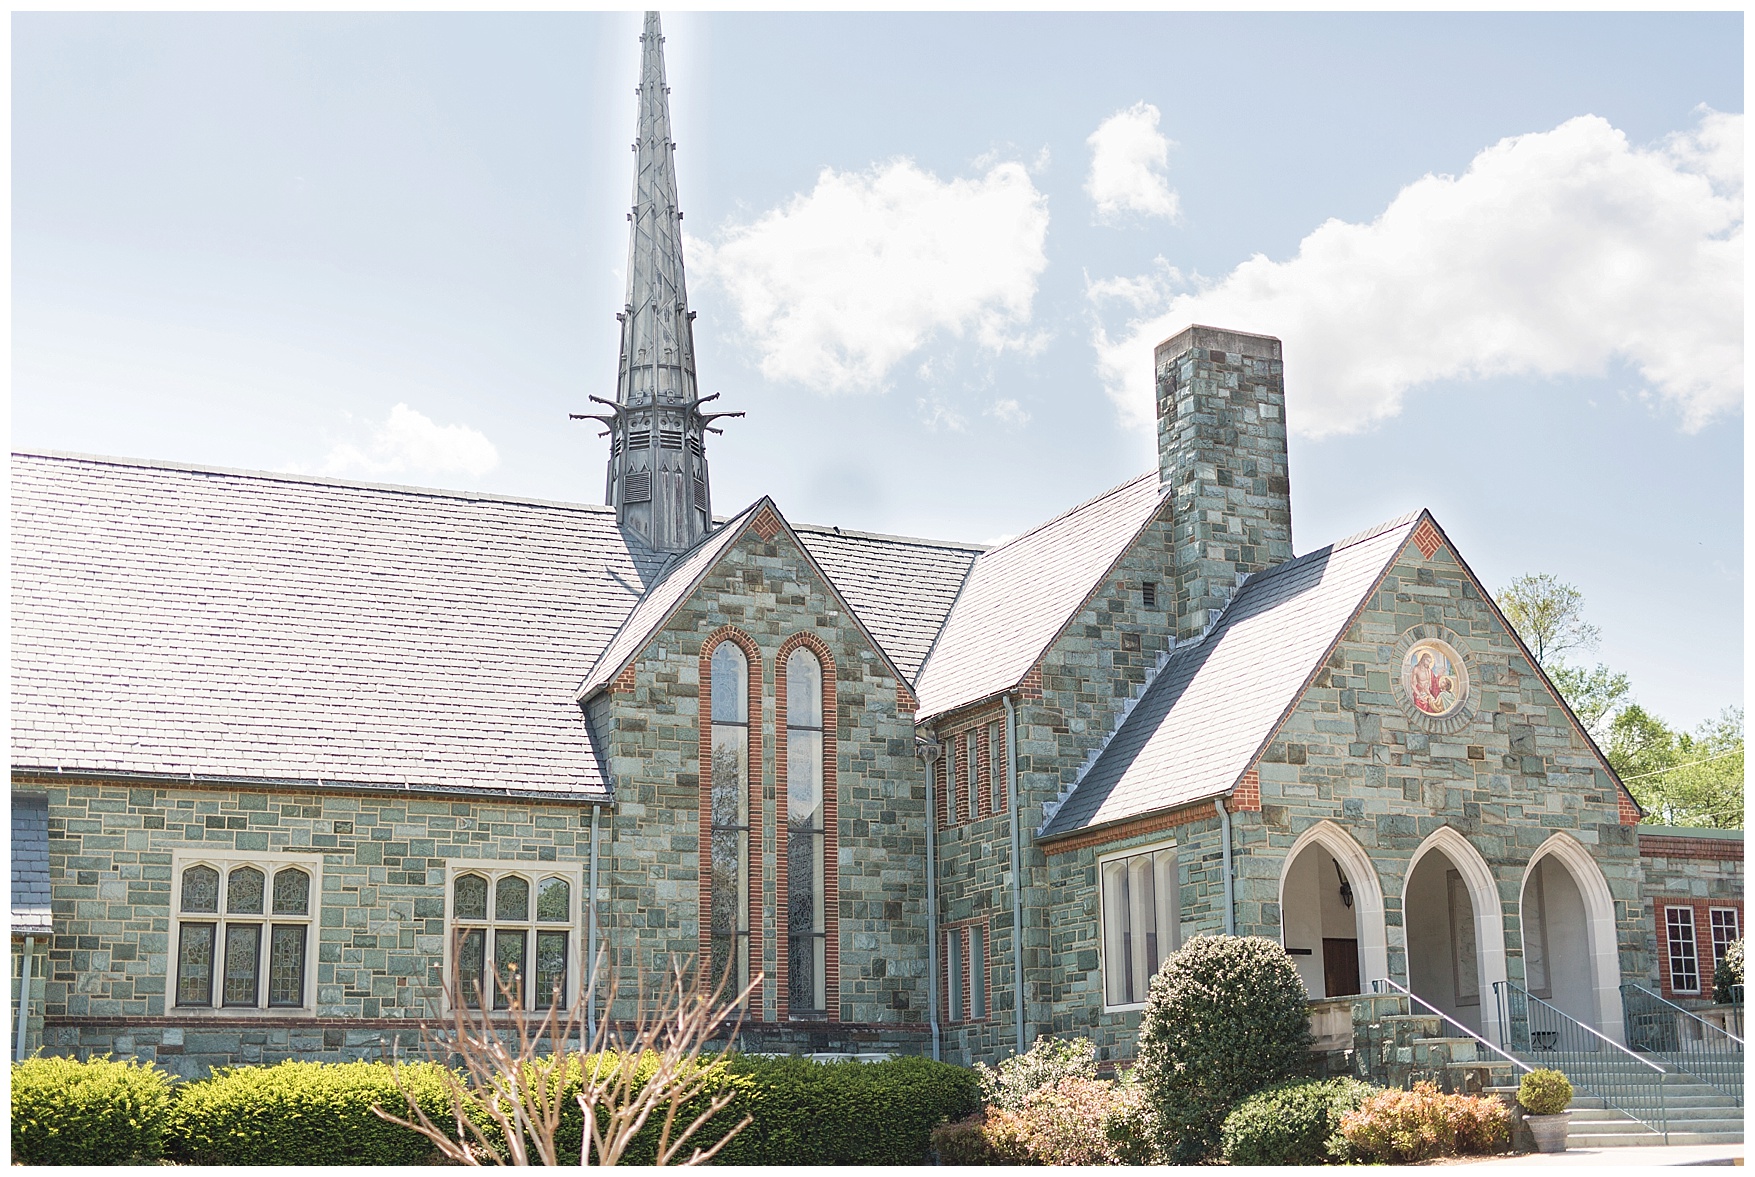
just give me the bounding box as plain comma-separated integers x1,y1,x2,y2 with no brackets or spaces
1571,1130,1746,1148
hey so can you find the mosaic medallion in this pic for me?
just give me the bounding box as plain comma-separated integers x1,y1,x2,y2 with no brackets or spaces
1390,628,1478,734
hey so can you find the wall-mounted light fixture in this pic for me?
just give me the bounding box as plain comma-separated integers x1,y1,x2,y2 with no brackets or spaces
1335,859,1354,909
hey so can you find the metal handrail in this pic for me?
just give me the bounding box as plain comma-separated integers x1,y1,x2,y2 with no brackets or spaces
1371,976,1531,1074
1622,982,1743,1106
1496,980,1667,1141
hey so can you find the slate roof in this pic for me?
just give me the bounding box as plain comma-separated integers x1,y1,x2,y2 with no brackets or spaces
11,451,672,800
913,472,1167,721
11,793,52,935
1038,511,1422,841
793,525,983,682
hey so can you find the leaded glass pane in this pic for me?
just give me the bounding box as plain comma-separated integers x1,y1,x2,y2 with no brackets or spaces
535,930,568,1007
457,928,486,1007
267,925,306,1006
228,867,265,915
454,874,488,921
177,922,216,1006
222,923,262,1006
182,865,219,914
536,877,570,923
710,643,747,724
711,727,748,830
493,930,527,1010
272,868,310,916
789,933,818,1017
496,876,530,922
787,649,822,729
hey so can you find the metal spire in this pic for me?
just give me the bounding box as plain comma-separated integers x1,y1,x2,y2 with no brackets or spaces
574,11,739,552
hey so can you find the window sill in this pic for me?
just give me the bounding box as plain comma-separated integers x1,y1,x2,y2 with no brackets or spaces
166,1005,318,1018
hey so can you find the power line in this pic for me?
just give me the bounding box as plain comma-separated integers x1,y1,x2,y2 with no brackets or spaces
1619,747,1745,783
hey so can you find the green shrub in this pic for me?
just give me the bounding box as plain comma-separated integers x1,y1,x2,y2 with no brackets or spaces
1714,938,1744,1004
723,1053,981,1165
927,1074,1155,1165
1220,1077,1378,1165
165,1060,463,1165
1338,1081,1512,1163
1517,1068,1573,1117
11,1054,176,1165
1133,934,1315,1162
974,1034,1096,1111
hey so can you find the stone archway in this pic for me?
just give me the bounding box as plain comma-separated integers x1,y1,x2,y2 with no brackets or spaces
1279,821,1390,997
1520,833,1626,1044
1403,827,1508,1042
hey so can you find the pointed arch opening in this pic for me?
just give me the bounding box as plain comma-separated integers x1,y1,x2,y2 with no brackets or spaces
1278,821,1389,998
700,627,762,1003
777,632,838,1022
1520,833,1626,1044
1403,827,1508,1041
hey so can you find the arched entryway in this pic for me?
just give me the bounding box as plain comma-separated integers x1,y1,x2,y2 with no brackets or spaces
1279,821,1389,998
1520,833,1626,1043
1403,828,1508,1040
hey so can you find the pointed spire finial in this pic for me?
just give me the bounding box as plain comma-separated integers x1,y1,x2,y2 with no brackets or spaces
573,12,741,552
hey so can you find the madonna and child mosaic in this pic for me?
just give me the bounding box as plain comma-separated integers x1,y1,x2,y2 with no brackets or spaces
1401,639,1468,718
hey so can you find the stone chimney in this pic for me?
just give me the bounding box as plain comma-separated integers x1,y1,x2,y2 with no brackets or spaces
1155,325,1293,641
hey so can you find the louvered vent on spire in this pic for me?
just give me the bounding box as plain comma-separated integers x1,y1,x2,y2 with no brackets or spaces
573,11,740,552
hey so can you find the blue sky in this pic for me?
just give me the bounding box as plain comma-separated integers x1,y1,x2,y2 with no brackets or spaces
12,11,1743,730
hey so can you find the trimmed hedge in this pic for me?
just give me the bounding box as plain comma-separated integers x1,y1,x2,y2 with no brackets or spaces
722,1053,982,1165
165,1059,464,1165
12,1055,176,1166
1220,1077,1378,1165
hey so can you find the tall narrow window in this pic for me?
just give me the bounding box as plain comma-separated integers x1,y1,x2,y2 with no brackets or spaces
943,738,959,826
1710,908,1740,968
173,854,318,1011
709,641,751,994
969,925,988,1020
945,928,965,1023
1100,845,1179,1008
1667,906,1701,994
786,647,827,1018
988,720,1006,814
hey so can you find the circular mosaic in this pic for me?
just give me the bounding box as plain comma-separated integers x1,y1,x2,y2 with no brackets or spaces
1400,638,1469,720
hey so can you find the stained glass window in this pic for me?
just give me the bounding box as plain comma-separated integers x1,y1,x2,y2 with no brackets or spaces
175,856,318,1010
455,874,488,921
786,647,825,1018
177,922,216,1006
536,878,570,923
457,928,487,1008
493,930,526,1010
272,869,310,916
708,641,750,995
535,931,569,1008
182,865,219,914
449,868,582,1013
222,923,262,1006
228,867,265,914
267,925,306,1007
496,876,530,922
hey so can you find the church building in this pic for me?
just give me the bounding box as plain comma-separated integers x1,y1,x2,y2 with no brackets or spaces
11,14,1741,1077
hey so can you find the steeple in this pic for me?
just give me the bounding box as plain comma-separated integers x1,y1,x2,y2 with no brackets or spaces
574,11,739,552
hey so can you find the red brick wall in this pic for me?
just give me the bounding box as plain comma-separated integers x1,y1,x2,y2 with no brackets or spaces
1653,898,1744,999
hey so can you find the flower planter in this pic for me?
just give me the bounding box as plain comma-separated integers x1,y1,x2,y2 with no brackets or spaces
1524,1111,1570,1153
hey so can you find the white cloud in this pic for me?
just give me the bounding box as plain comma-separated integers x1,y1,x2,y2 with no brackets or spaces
1085,102,1180,223
318,403,499,480
915,396,968,433
985,397,1031,427
1091,110,1743,438
690,158,1050,394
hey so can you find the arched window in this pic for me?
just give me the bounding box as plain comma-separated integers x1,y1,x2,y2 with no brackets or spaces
708,640,751,993
786,647,826,1017
172,854,319,1011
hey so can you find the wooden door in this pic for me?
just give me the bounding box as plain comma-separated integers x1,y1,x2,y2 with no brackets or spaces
1323,938,1361,997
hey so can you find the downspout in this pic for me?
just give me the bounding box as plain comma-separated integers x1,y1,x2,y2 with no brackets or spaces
15,937,34,1061
1004,695,1026,1057
586,805,602,1040
1213,798,1235,935
919,738,942,1062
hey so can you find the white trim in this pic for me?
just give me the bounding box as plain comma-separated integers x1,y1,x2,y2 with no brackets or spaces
1277,820,1391,993
168,849,323,1016
1096,837,1180,1014
442,860,586,1014
1521,833,1627,1044
1404,827,1508,1042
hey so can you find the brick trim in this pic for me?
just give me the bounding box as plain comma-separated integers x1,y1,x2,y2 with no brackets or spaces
1412,518,1443,560
1231,768,1261,812
1042,798,1219,856
1619,793,1643,826
774,632,838,1023
896,683,918,713
940,917,992,1026
751,506,782,540
699,626,763,1000
1654,899,1744,999
609,662,637,694
1641,834,1744,861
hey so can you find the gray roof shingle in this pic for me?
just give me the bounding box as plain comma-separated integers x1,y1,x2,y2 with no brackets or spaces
12,793,52,933
12,451,674,800
914,472,1166,721
1038,512,1421,840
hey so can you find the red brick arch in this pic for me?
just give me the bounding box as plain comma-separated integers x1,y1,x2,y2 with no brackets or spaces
698,625,763,999
775,632,838,1022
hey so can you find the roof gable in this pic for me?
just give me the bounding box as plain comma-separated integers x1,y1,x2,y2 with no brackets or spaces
914,471,1167,721
1039,512,1421,840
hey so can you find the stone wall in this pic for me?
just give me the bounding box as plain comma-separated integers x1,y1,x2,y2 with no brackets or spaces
588,512,930,1047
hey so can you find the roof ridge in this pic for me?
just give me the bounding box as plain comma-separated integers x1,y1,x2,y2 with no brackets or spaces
1237,510,1423,592
791,520,990,554
979,469,1159,558
12,448,624,517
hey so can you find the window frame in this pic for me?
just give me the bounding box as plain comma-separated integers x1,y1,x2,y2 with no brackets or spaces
1709,907,1740,968
1665,905,1701,996
699,628,763,1007
776,632,838,1023
442,860,585,1015
169,849,322,1016
942,918,990,1026
1096,839,1181,1013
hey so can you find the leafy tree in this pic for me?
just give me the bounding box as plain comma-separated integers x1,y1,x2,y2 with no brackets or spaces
1548,663,1631,743
1496,574,1600,668
1610,706,1743,829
